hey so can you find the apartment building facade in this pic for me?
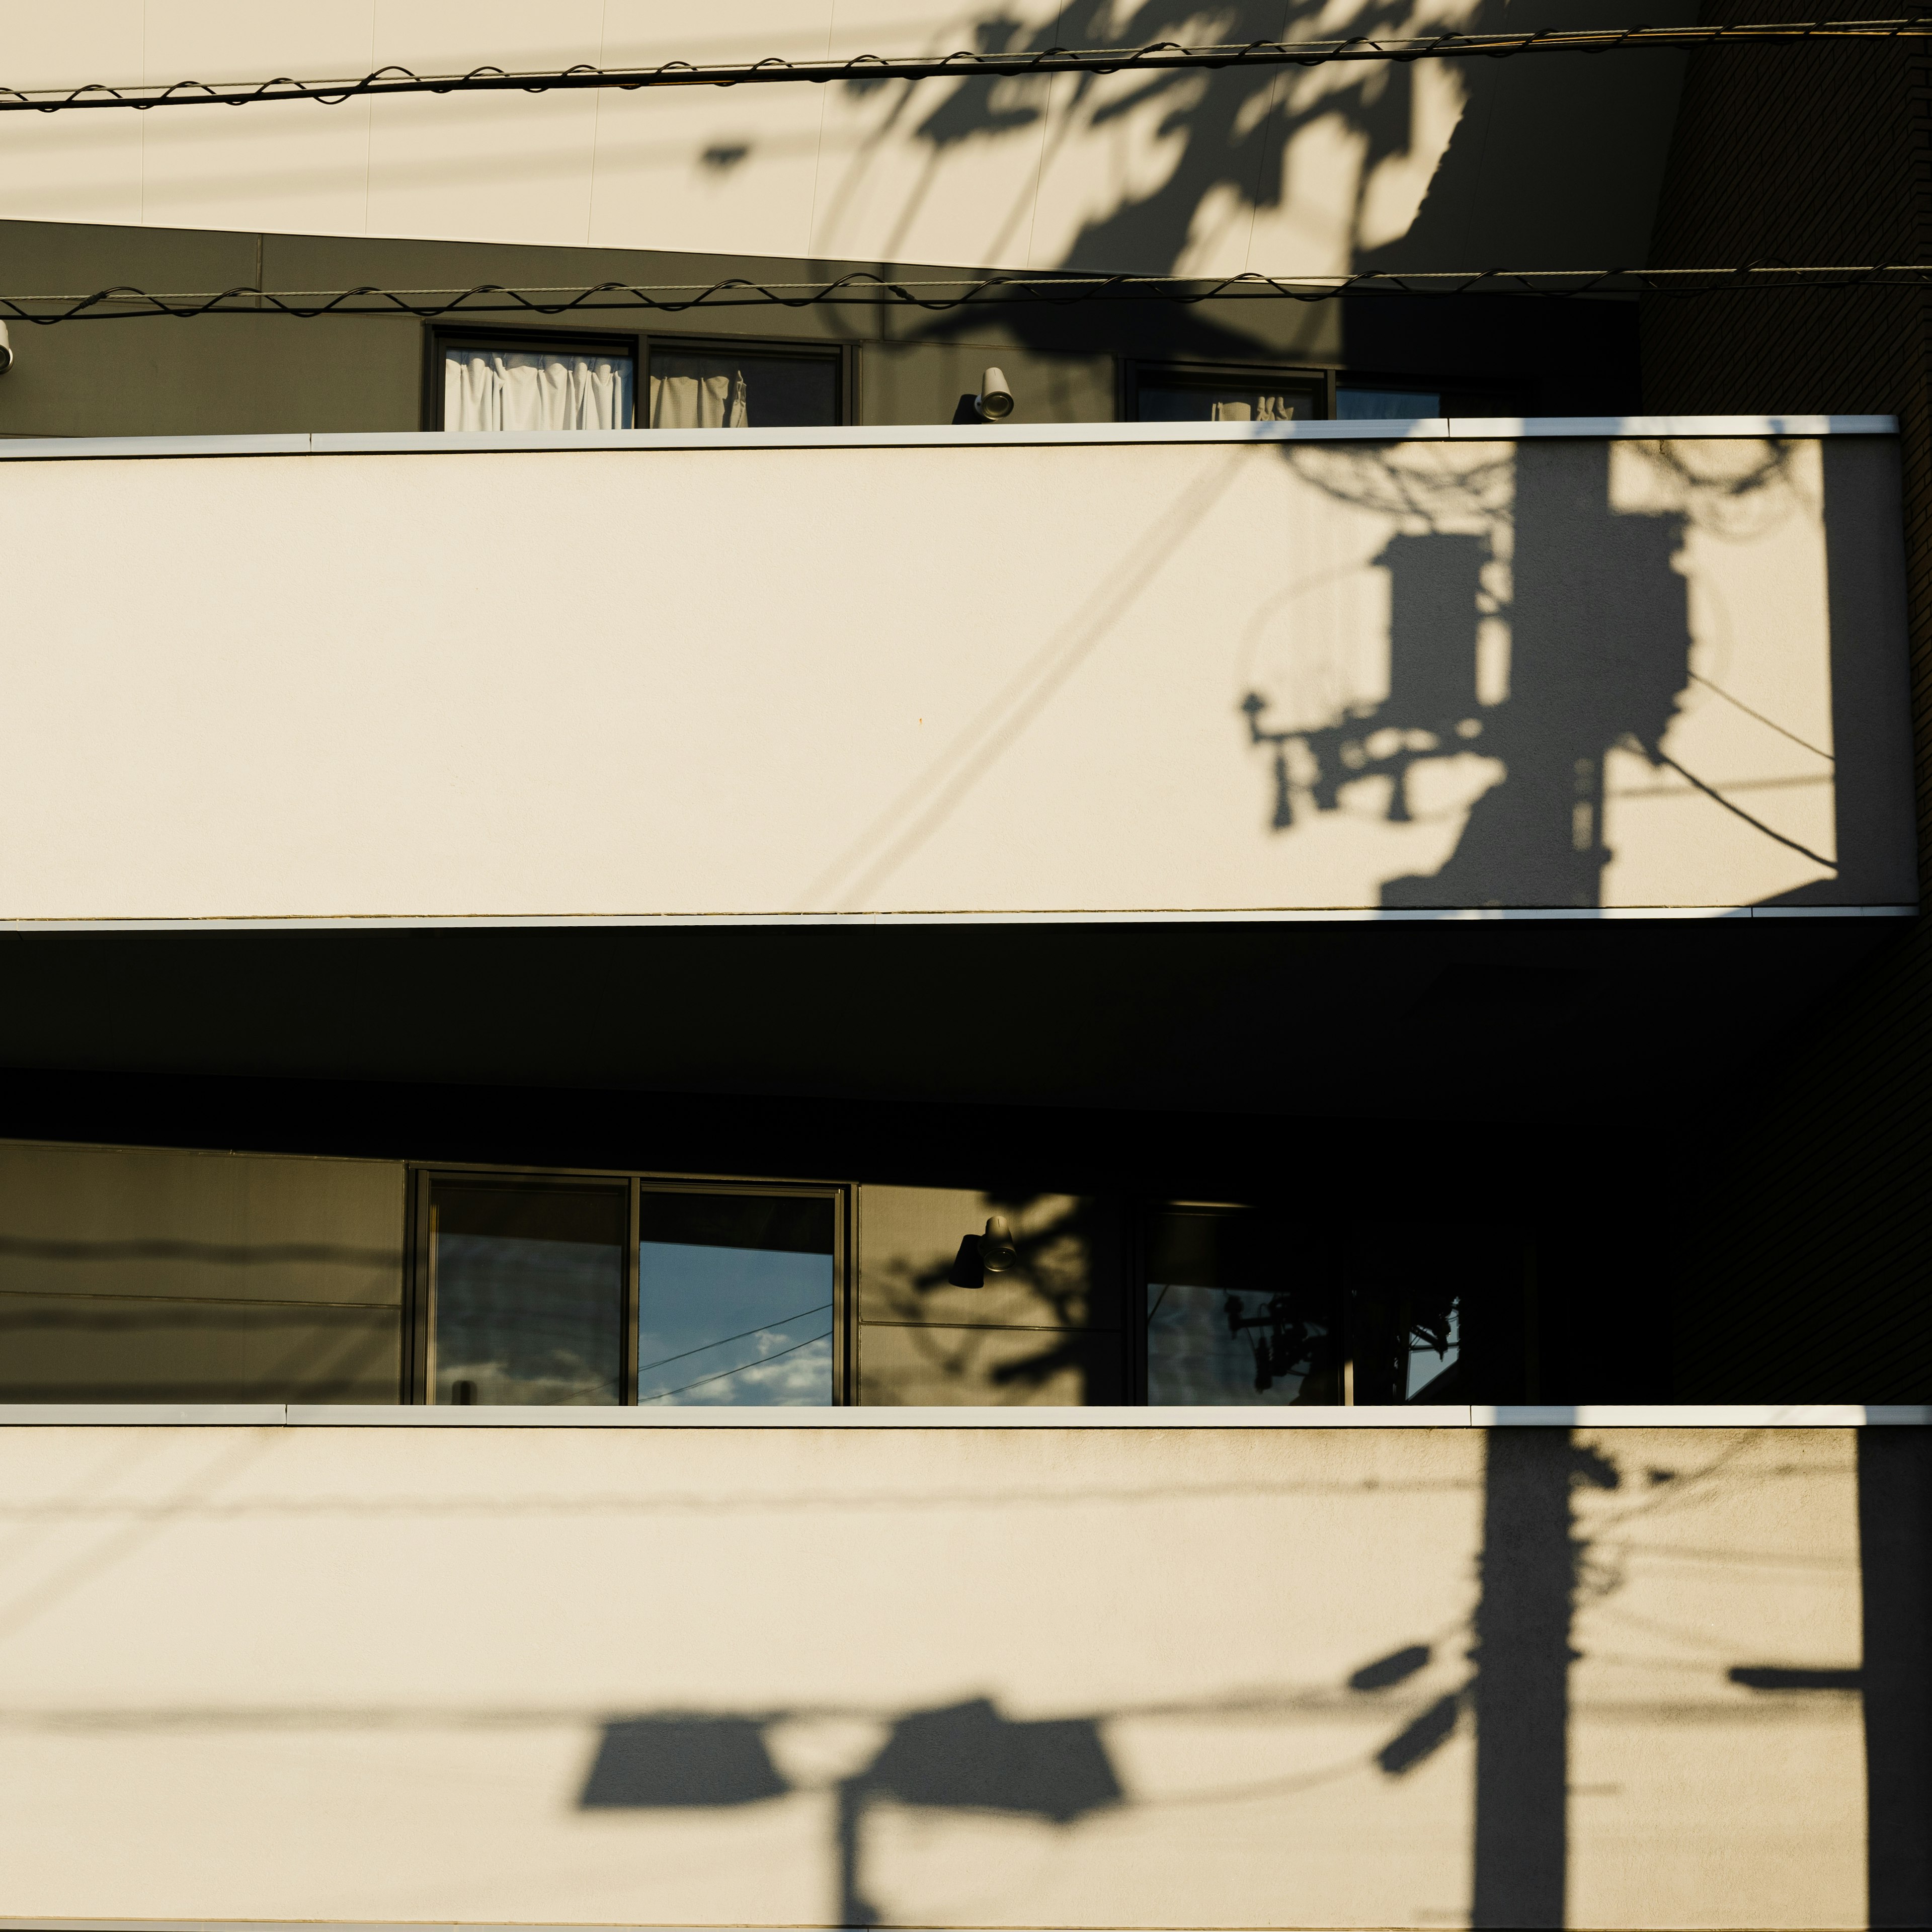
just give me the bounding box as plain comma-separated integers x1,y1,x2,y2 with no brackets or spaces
0,5,1926,1929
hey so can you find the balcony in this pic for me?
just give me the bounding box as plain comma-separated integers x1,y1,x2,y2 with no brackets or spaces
0,415,1913,1116
0,1406,1905,1930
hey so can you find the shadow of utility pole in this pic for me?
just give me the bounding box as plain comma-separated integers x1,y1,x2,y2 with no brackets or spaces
1858,1429,1932,1928
1470,1429,1617,1928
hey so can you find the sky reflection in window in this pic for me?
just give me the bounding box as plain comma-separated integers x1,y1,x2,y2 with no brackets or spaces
637,1193,835,1406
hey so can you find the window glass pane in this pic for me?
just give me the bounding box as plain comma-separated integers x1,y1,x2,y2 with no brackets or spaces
637,1192,835,1406
1145,1210,1340,1405
430,1181,626,1405
649,353,838,429
1409,1305,1460,1398
442,346,634,431
1348,1251,1465,1404
1336,387,1442,420
1135,378,1317,423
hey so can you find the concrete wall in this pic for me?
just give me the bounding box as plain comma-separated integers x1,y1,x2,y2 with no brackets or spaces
858,1186,1125,1404
0,2,1689,279
0,427,1912,922
0,1420,1880,1928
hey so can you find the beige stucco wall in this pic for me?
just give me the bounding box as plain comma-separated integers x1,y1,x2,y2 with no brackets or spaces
0,431,1911,921
0,2,1689,278
0,1422,1864,1928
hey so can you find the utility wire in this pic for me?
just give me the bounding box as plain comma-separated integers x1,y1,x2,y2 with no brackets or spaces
639,1329,833,1404
633,1303,833,1380
3,18,1931,112
4,264,1931,324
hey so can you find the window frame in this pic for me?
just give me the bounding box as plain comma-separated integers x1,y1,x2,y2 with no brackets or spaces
405,1164,852,1406
1135,1197,1536,1408
1331,379,1446,422
1123,359,1336,423
423,325,647,431
1333,371,1532,420
1136,1199,1351,1409
422,327,857,430
641,332,853,429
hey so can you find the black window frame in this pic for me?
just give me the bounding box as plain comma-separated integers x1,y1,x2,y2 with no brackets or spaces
1124,358,1336,423
423,327,857,430
1333,371,1532,420
1135,1196,1534,1407
424,325,647,431
641,332,852,429
1137,1199,1348,1408
406,1164,852,1406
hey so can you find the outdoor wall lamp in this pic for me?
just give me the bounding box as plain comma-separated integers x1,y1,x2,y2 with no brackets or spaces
0,322,13,376
975,366,1014,420
980,1215,1018,1272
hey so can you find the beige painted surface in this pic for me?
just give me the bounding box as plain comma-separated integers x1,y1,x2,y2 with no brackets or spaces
856,1185,1124,1404
0,1424,1863,1927
1566,1427,1865,1931
0,1141,404,1400
0,1,1689,276
0,433,1910,921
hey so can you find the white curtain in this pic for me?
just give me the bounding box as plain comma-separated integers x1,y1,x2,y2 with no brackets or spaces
649,369,750,429
1210,395,1296,422
443,348,633,430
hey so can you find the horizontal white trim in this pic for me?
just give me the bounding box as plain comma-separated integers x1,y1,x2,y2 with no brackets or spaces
0,415,1898,463
1,1404,1924,1428
1445,413,1899,439
0,1923,882,1932
0,904,1914,933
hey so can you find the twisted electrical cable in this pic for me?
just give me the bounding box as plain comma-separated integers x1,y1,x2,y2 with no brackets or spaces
3,18,1931,112
3,264,1929,324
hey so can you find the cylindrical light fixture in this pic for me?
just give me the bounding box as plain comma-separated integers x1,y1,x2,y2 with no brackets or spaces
0,321,13,376
975,366,1014,420
980,1214,1019,1272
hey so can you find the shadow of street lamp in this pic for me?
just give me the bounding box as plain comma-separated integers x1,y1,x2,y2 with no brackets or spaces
580,1696,1123,1927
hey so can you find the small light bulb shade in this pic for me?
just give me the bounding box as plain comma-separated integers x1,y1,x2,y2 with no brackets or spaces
975,366,1014,420
0,321,13,377
980,1214,1019,1272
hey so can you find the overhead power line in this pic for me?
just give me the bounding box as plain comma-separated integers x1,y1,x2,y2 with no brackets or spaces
2,265,1929,324
3,18,1930,112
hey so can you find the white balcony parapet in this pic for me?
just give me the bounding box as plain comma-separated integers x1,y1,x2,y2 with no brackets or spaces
0,415,1901,463
0,1402,1924,1426
0,419,1912,926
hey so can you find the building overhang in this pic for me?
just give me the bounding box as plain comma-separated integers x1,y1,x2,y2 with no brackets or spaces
0,417,1913,1123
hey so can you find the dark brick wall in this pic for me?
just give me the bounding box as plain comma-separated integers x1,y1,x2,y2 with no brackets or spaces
1643,5,1932,1398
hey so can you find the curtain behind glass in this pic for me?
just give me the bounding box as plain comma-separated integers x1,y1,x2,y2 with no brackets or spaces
443,347,634,431
649,353,839,430
1137,382,1311,422
1210,395,1296,422
650,367,750,428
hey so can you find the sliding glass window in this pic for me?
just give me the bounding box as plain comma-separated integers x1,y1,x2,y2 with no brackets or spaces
636,1191,835,1406
413,1172,843,1405
1145,1207,1342,1406
1142,1203,1485,1406
435,331,636,432
1130,363,1325,423
647,345,840,429
423,1180,628,1405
